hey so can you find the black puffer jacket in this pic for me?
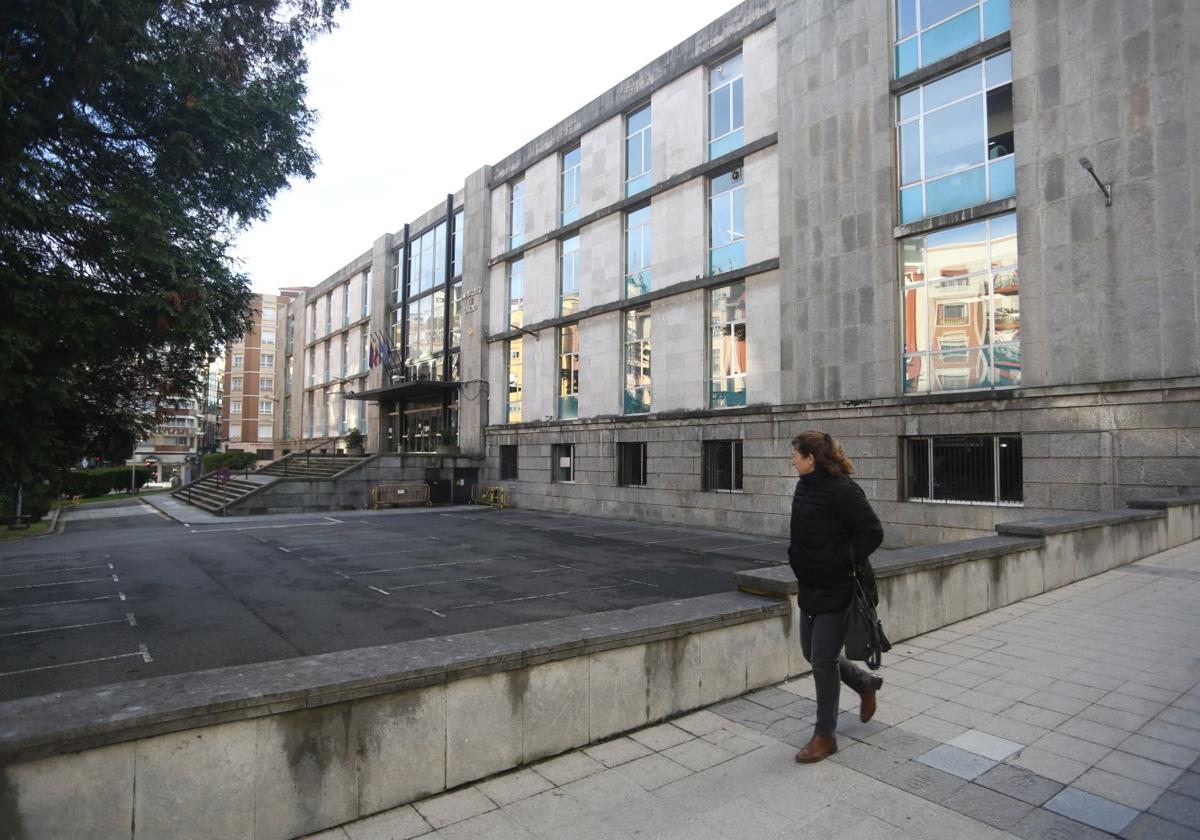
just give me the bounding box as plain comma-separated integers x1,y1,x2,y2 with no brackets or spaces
788,469,884,614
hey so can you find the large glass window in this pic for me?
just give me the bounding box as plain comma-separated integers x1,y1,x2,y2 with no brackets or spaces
561,146,581,225
307,347,315,385
709,52,744,159
323,342,331,383
340,334,349,378
624,308,651,415
392,248,403,305
509,178,525,249
408,221,447,297
452,209,464,278
403,289,445,382
901,212,1019,394
506,338,523,423
341,283,350,327
895,0,1010,77
626,104,652,196
904,434,1022,503
897,52,1013,223
558,325,579,420
709,168,745,275
625,205,652,298
261,330,275,346
450,282,463,348
361,269,371,318
560,236,580,316
703,440,743,492
508,258,524,329
324,294,332,334
709,282,747,408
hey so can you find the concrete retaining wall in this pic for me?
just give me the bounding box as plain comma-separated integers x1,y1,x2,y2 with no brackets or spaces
2,496,1196,839
228,454,485,515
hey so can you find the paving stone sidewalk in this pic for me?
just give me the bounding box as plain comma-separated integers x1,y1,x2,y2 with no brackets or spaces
307,540,1200,840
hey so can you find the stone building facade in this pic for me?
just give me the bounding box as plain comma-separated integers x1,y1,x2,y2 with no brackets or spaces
273,0,1199,545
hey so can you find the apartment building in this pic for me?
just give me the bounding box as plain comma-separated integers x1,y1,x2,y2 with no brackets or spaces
131,396,203,481
220,291,300,460
273,0,1198,544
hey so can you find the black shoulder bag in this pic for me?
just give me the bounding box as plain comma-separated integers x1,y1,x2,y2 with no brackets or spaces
843,566,891,670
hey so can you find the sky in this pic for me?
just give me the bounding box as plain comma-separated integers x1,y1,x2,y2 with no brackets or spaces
232,0,743,295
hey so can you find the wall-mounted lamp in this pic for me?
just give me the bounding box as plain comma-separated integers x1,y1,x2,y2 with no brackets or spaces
1078,157,1112,206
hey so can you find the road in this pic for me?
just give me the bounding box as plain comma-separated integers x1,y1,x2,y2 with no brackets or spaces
0,498,790,701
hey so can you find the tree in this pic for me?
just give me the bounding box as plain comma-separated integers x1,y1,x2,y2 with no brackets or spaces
0,0,346,487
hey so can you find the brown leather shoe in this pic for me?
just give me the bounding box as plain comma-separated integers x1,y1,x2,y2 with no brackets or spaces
794,733,838,763
859,675,884,723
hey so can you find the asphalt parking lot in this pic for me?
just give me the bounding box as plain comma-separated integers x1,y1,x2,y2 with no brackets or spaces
0,500,790,702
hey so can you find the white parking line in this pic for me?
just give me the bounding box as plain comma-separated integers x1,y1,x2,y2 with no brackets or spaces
0,576,111,592
384,565,565,592
188,522,342,534
0,643,152,678
445,583,625,611
366,586,389,596
0,594,121,612
0,554,84,567
638,534,715,544
355,558,491,576
0,612,137,638
0,563,112,579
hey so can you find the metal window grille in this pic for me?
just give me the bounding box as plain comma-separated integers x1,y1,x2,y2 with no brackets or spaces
703,440,743,492
617,443,647,487
500,445,519,480
904,435,1022,504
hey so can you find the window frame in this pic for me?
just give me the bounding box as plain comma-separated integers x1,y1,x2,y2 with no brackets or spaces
561,145,582,225
894,0,1010,77
708,50,744,159
903,434,1022,505
509,178,525,249
702,439,744,493
558,325,579,420
708,281,748,409
708,167,746,275
500,445,519,480
506,337,523,424
551,443,575,483
624,204,652,298
559,235,580,316
625,103,652,196
623,308,651,415
617,442,648,487
896,51,1014,224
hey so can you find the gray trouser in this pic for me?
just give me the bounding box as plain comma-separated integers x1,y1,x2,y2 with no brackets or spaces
800,608,875,735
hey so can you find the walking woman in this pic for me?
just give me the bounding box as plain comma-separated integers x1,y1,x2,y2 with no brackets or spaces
788,430,885,763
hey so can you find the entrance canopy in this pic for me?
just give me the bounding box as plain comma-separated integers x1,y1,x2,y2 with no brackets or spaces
346,380,460,402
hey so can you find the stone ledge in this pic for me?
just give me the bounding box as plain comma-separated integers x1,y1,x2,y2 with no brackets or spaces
734,534,1045,597
1128,494,1200,509
995,508,1165,536
0,592,785,765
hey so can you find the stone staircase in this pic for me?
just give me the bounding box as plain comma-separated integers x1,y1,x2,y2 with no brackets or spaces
256,453,370,479
171,473,272,514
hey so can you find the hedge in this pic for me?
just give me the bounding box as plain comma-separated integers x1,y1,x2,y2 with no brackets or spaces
59,466,152,499
201,451,257,473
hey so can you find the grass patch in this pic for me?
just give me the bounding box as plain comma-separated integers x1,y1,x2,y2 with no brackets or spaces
0,521,52,541
51,489,172,509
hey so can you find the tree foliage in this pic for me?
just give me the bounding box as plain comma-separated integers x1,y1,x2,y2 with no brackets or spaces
0,0,345,485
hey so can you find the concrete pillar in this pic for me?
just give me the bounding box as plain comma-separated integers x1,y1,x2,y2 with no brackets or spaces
458,166,493,457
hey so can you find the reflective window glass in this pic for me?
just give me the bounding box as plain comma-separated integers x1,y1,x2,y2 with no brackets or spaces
895,0,1009,76
899,212,1019,395
709,168,746,274
896,52,1014,223
625,205,652,297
